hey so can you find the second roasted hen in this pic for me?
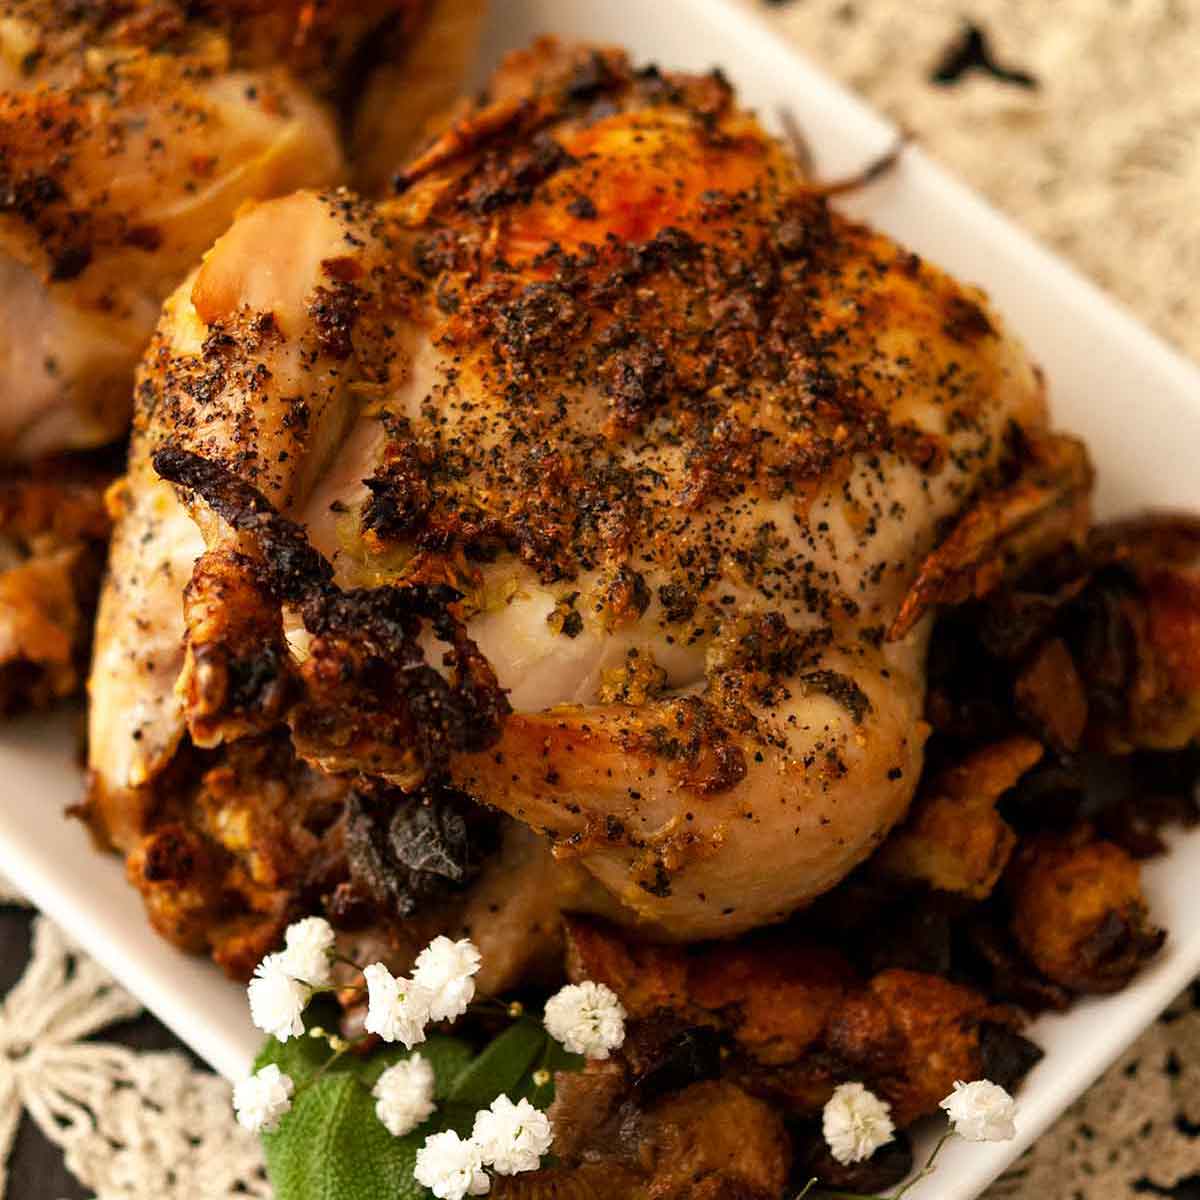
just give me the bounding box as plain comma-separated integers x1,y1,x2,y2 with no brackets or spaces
87,41,1059,967
0,0,485,460
0,0,488,712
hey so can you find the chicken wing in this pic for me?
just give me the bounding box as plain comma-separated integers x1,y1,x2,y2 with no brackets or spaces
86,40,1050,957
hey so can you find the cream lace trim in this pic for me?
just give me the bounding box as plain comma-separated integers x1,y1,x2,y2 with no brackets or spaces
0,895,268,1199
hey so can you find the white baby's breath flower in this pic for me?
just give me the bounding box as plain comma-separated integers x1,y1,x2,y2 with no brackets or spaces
372,1054,437,1136
413,936,482,1022
414,1129,491,1199
232,1064,294,1133
822,1082,896,1165
543,980,626,1059
248,954,310,1042
940,1079,1018,1142
363,962,432,1049
279,916,336,987
472,1095,554,1176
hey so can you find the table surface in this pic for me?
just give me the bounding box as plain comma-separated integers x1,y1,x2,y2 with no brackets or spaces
5,1,1200,1196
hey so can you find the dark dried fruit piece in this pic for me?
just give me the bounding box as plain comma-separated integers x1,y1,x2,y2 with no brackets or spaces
962,917,1072,1014
1014,638,1088,751
631,1026,724,1106
979,1022,1044,1093
344,783,499,918
790,1123,914,1195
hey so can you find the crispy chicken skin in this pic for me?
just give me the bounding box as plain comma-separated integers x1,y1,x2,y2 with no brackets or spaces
0,0,485,461
88,40,1051,955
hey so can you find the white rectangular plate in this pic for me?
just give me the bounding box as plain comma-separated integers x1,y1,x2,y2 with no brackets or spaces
3,2,1200,1197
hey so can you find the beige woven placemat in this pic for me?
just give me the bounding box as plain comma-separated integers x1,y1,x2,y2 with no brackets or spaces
749,0,1200,363
746,1,1200,1195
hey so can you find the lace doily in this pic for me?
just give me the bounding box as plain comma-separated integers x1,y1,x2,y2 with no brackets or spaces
0,882,268,1199
987,993,1200,1198
4,1,1200,1196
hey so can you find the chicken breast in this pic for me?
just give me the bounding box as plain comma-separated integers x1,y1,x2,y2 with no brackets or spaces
86,41,1049,955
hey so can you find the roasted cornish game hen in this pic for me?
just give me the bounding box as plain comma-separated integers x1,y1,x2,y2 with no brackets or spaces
81,41,1200,1186
0,0,486,710
89,38,1050,947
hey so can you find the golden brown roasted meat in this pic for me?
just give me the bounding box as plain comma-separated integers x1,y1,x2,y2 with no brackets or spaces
889,431,1092,641
87,39,1056,969
0,0,486,712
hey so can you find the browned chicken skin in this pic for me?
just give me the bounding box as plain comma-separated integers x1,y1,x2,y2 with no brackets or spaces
84,40,1060,971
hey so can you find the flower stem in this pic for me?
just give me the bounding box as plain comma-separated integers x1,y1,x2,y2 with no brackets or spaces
309,1040,354,1086
794,1183,889,1199
470,997,523,1019
795,1131,956,1200
889,1132,953,1200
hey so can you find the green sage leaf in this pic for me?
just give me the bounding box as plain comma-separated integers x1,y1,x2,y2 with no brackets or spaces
256,1033,475,1200
512,1035,585,1105
256,1016,584,1200
445,1018,548,1109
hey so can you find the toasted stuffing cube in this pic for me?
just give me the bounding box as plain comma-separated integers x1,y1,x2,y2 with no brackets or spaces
875,737,1042,898
0,457,112,714
1007,831,1164,992
644,1081,791,1199
830,969,992,1127
564,914,691,1019
687,938,857,1065
126,823,227,954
